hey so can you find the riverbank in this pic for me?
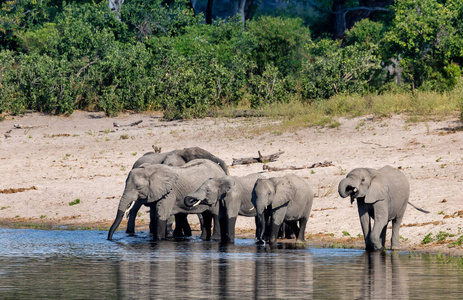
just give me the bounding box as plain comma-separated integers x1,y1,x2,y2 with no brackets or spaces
0,111,462,256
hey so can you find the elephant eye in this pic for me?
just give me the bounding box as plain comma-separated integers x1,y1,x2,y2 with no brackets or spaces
361,177,365,182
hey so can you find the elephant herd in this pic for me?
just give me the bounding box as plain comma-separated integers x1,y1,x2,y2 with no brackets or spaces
108,147,427,251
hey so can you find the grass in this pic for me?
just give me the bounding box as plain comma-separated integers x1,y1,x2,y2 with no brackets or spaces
69,199,81,206
211,89,461,137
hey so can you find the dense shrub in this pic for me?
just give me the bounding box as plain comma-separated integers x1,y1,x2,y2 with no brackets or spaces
1,0,462,118
384,0,463,91
301,38,382,100
243,16,311,77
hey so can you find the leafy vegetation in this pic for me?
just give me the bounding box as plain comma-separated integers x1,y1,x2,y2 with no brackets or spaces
0,0,462,119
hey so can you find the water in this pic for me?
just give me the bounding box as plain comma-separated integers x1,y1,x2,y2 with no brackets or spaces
0,228,461,299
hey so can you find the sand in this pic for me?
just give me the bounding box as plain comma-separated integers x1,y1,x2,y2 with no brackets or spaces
0,111,462,255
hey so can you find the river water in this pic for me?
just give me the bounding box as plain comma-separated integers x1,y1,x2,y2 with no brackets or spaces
0,228,461,299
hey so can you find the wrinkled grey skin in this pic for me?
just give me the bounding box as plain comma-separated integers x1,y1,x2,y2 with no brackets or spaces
126,147,228,235
338,166,413,251
108,159,226,241
132,147,229,173
252,174,314,244
184,173,264,243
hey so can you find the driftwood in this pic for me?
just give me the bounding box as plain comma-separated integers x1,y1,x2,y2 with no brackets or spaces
263,161,334,172
232,151,284,166
113,120,143,127
13,124,48,129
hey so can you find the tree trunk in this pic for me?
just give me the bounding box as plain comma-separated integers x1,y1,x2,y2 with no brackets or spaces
108,0,124,21
237,0,246,24
332,0,346,40
206,0,214,25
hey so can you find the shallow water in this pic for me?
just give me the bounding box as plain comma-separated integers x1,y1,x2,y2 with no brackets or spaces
0,228,461,299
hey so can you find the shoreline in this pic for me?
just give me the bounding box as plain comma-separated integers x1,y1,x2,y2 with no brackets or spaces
1,111,462,258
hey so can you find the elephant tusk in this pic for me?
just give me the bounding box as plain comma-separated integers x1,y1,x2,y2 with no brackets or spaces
125,201,135,218
192,200,201,207
249,207,255,211
353,187,358,193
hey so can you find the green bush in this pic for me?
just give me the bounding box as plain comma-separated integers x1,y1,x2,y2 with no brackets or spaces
0,50,26,114
384,0,463,91
301,39,381,100
243,16,310,77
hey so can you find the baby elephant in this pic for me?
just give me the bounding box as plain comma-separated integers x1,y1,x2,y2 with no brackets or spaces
252,174,314,244
338,165,427,251
184,174,263,243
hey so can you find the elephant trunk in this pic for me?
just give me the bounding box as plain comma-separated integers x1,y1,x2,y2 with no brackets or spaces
108,210,124,240
338,177,357,198
184,195,201,208
255,213,266,243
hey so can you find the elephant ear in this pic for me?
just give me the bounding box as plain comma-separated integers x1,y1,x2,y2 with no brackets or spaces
271,177,295,209
364,177,388,204
148,166,179,201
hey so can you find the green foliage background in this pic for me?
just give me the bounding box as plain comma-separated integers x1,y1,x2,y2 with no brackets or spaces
1,0,462,118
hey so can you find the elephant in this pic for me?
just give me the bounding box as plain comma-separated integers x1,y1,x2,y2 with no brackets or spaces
184,173,264,243
126,147,229,236
338,165,428,251
108,159,227,241
252,174,314,244
132,147,229,173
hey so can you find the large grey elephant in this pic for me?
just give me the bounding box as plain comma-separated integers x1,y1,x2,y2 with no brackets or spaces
338,165,428,251
132,147,229,172
184,174,263,243
126,147,229,236
108,159,226,241
252,174,314,244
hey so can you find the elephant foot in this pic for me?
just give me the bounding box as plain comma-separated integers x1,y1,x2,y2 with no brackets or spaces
211,233,221,241
126,232,136,237
391,245,400,251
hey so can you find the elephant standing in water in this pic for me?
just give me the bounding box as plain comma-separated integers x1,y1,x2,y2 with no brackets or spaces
108,159,226,241
125,147,229,236
184,174,263,243
252,174,314,244
338,166,428,251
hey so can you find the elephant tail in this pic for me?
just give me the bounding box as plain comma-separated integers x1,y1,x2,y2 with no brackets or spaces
408,201,430,213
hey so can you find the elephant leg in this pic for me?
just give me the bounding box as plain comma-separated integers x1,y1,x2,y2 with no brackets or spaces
126,200,143,235
282,221,298,239
391,214,405,249
277,222,286,239
166,215,175,237
211,213,221,240
263,210,272,242
219,215,237,243
380,222,388,249
200,211,213,240
286,221,297,239
173,213,189,237
154,197,175,240
297,217,308,241
357,202,373,251
370,213,388,251
149,204,157,236
269,210,285,244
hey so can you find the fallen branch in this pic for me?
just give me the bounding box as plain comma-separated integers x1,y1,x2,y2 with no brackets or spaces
113,120,143,127
232,151,284,166
0,186,38,194
263,161,334,172
13,124,48,129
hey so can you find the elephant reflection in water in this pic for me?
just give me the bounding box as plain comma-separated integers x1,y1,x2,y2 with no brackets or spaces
359,252,409,300
217,243,314,298
115,242,314,298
